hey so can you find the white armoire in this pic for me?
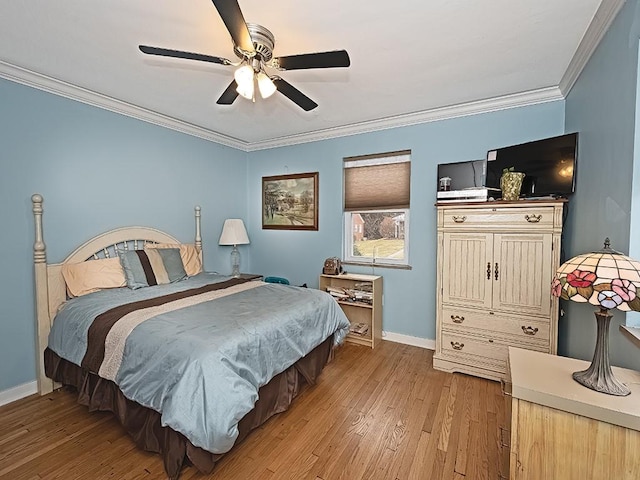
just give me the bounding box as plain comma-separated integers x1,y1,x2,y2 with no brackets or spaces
433,200,565,381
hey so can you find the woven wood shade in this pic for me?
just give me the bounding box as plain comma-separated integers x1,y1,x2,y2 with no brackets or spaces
344,152,410,211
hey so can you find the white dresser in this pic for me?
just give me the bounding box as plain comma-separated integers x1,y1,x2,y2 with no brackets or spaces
433,200,565,381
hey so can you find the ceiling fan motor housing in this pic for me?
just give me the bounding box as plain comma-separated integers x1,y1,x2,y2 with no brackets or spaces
234,23,275,62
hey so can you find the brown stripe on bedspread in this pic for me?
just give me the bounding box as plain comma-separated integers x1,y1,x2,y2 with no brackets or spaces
81,277,251,373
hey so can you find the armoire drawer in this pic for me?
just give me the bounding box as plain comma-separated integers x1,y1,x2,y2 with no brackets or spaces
442,306,550,343
440,331,550,370
441,207,555,230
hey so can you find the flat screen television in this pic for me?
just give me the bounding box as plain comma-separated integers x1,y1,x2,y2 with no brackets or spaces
485,133,578,198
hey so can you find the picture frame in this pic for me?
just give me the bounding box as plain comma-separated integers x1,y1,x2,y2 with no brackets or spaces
262,172,319,230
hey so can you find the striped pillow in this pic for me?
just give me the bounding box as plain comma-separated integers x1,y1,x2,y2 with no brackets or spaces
119,248,186,289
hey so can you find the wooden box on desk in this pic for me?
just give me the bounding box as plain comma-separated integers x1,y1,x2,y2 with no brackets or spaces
319,273,382,348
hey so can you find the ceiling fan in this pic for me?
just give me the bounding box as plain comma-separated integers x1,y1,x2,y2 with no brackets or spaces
139,0,350,111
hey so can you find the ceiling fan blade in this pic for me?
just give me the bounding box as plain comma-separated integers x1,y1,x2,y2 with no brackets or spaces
273,50,350,70
139,45,231,65
273,78,318,111
211,0,255,54
216,80,239,105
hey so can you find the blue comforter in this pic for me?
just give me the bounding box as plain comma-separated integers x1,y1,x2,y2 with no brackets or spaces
48,273,350,454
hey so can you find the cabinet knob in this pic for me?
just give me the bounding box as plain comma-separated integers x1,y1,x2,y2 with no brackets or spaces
451,315,465,323
525,214,542,223
521,325,539,336
450,341,464,350
452,215,466,223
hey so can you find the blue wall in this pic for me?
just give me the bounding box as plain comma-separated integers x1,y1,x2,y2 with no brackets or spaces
247,102,565,340
0,78,248,391
564,0,640,369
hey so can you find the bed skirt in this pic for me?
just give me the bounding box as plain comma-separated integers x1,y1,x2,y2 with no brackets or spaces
44,336,334,479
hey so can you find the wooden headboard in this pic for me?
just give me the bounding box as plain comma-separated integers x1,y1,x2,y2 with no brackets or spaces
31,194,203,394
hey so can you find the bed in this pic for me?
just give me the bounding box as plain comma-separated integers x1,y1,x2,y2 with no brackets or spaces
31,194,350,478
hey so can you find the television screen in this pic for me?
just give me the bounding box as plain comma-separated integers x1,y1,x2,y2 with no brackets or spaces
485,133,578,198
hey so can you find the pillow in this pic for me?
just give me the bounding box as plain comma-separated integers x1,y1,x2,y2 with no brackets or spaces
119,248,186,289
145,243,202,276
62,257,127,297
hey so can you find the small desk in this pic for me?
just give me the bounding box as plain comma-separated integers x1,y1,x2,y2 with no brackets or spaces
507,347,640,479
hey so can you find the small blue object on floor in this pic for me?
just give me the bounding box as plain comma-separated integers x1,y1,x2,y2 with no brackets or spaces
264,276,290,285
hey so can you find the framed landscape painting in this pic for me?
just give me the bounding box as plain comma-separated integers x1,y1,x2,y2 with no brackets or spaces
262,172,319,230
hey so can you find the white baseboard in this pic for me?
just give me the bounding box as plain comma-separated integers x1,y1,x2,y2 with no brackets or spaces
0,381,38,407
382,331,435,350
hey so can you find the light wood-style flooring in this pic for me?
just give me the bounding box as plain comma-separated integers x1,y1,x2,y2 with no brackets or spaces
0,341,507,479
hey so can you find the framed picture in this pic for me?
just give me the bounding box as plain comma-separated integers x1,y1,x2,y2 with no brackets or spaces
262,172,319,230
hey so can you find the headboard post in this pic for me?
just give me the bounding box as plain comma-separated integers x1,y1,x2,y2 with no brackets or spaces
195,205,203,265
32,194,54,394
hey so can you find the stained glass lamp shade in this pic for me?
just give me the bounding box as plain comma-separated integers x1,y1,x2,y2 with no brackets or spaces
552,238,640,396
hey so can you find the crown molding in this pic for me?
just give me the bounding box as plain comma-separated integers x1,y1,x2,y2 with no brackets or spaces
559,0,626,95
1,59,563,152
247,87,564,151
0,60,249,151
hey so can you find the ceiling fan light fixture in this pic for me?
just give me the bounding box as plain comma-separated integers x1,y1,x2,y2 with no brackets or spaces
234,64,253,85
234,64,254,99
236,80,254,100
257,72,276,99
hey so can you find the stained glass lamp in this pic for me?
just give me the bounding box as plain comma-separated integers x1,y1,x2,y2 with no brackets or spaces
552,238,640,396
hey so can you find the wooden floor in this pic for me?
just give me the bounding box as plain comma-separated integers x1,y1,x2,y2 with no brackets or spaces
0,341,507,479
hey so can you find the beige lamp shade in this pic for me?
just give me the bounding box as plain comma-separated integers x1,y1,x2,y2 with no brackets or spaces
218,219,250,246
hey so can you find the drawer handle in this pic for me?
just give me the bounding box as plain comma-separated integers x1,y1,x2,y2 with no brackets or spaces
450,341,464,350
452,215,466,223
521,325,539,336
487,262,491,280
494,262,499,281
525,214,542,223
451,315,465,324
500,378,512,397
499,425,510,448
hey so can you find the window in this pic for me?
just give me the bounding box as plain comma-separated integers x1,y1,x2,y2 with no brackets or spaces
343,151,411,266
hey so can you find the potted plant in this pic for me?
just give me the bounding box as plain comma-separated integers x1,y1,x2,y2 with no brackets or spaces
500,167,525,201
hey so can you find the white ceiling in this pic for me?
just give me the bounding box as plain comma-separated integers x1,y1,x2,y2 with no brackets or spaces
0,1,624,151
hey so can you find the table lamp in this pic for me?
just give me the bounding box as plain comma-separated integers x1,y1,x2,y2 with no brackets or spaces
552,238,640,396
218,219,250,277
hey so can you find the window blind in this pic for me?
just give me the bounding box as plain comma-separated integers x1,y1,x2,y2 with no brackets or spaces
343,150,411,211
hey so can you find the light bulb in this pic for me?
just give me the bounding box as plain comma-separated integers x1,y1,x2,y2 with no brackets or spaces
234,65,253,85
257,72,277,99
234,65,254,100
236,81,254,100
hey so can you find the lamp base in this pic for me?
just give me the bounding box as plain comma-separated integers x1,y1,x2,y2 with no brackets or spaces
572,309,631,396
230,245,241,278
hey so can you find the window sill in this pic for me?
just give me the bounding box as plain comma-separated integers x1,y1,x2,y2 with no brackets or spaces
620,325,640,349
342,261,412,270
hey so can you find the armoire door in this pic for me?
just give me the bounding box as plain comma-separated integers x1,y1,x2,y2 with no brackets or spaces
441,232,493,309
492,233,553,317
